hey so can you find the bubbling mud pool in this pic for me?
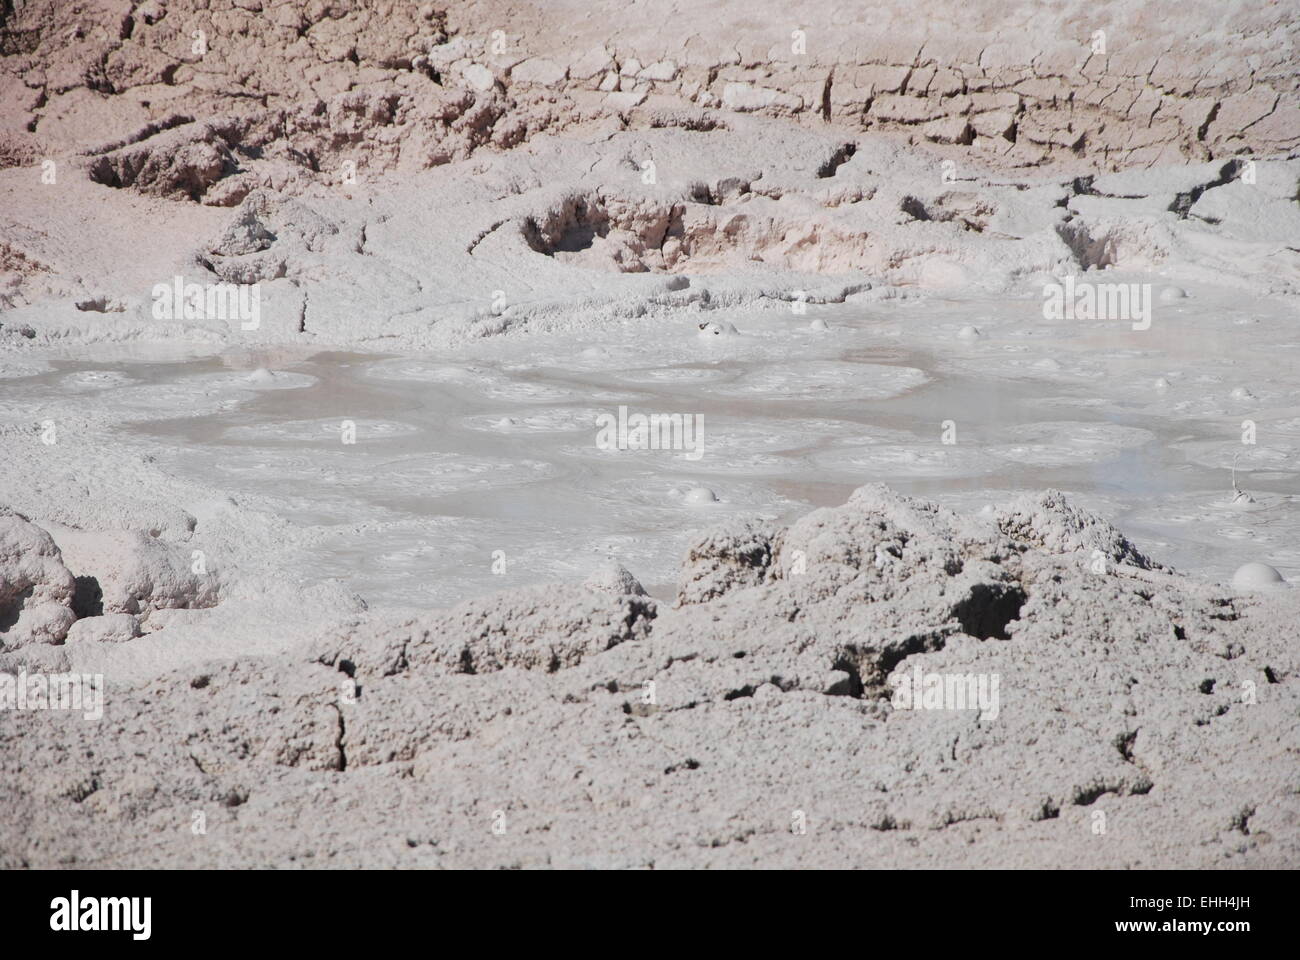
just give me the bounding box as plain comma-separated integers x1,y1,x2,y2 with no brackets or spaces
5,290,1298,609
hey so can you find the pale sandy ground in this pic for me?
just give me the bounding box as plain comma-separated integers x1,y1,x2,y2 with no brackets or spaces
0,1,1298,868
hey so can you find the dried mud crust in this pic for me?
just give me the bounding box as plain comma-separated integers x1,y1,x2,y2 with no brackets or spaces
1,3,1297,344
2,1,1297,193
1,485,1295,868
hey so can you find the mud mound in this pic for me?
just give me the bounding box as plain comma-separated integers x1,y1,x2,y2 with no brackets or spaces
2,486,1295,868
0,513,76,648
